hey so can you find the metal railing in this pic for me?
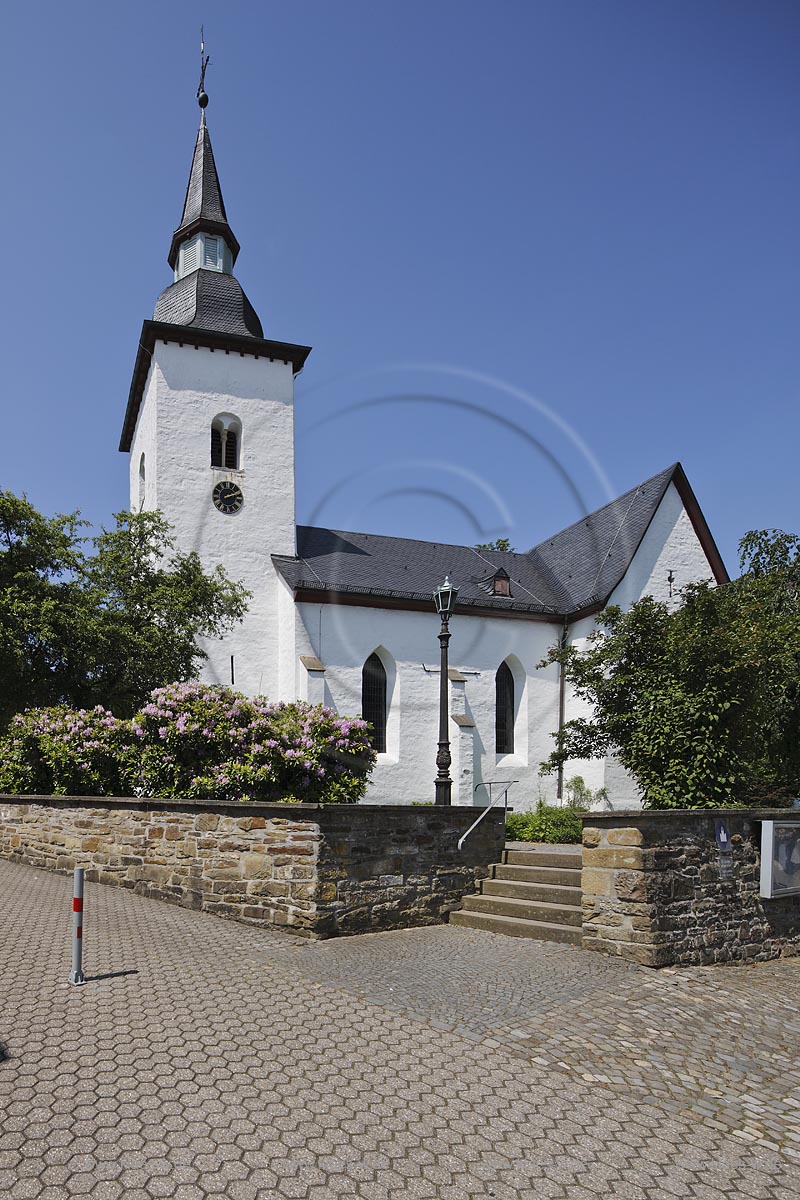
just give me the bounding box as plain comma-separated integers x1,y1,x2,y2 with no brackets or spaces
457,780,518,851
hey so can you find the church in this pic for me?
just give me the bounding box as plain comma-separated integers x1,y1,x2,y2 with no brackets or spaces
120,90,729,811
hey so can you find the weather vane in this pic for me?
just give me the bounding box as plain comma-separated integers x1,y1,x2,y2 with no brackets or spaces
197,25,210,112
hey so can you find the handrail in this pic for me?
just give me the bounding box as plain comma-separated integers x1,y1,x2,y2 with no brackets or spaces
457,780,518,851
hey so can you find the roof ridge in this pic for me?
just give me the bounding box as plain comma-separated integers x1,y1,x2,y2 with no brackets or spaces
529,463,678,552
296,523,531,561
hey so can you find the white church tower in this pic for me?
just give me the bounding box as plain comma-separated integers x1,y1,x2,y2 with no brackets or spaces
119,80,311,698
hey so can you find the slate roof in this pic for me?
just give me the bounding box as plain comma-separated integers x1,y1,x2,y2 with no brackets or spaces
272,464,727,619
530,463,677,611
168,119,241,270
153,269,263,339
275,527,565,615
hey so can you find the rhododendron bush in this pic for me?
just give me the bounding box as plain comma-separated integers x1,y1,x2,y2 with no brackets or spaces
0,683,376,804
0,705,130,797
129,683,375,803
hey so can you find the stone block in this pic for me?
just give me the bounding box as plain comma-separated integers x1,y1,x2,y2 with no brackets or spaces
582,827,603,848
204,865,242,880
141,864,175,885
195,813,219,832
614,869,646,901
607,827,644,847
581,867,615,898
583,847,644,870
246,880,289,899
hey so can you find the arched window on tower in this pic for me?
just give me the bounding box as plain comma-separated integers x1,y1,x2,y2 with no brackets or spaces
211,416,241,470
362,653,387,753
224,428,238,469
495,661,515,754
138,454,146,510
211,426,223,467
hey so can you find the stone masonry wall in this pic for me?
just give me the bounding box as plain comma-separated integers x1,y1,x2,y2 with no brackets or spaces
0,796,503,938
314,803,500,936
582,810,800,967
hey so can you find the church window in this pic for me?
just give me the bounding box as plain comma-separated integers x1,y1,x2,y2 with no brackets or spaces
495,661,515,754
211,416,241,470
138,454,146,510
362,653,387,753
211,426,223,467
224,428,238,469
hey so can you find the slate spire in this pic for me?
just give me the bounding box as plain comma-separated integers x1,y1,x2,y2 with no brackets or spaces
153,60,262,340
167,92,241,271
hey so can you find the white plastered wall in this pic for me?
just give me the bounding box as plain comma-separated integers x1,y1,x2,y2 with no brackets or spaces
294,600,562,808
128,340,297,699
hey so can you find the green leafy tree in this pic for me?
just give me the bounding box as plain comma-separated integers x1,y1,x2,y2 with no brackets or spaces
77,511,249,717
0,492,249,728
474,537,515,552
539,530,800,809
0,492,87,724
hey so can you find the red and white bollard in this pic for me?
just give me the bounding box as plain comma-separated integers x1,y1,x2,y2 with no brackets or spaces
69,867,86,986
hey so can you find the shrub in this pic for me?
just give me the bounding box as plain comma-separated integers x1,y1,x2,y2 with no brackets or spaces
0,683,376,804
563,774,608,810
0,705,131,797
126,683,375,803
506,803,583,844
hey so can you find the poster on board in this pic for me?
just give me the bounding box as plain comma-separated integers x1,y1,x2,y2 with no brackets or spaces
760,821,800,898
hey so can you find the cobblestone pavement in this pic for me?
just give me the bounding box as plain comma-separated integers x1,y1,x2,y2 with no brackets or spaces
1,861,799,1200
284,925,800,1154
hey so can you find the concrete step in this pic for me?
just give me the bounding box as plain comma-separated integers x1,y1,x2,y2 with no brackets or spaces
504,845,583,870
461,893,582,927
449,908,582,944
481,877,582,907
493,863,582,887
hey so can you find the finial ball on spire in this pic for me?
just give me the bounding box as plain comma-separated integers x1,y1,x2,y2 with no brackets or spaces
198,90,209,109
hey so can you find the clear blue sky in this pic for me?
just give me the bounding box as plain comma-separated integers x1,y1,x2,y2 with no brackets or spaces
3,1,798,572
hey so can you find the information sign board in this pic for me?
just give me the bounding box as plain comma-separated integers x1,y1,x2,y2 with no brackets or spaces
760,821,800,898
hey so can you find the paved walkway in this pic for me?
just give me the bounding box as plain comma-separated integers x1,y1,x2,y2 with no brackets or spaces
1,860,799,1199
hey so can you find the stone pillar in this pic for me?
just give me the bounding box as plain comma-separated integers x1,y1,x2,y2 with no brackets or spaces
448,671,475,806
581,823,661,966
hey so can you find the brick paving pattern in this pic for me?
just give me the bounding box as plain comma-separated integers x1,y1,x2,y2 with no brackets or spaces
1,859,799,1199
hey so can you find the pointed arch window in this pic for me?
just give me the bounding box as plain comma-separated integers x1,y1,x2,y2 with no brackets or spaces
362,653,387,753
495,661,515,754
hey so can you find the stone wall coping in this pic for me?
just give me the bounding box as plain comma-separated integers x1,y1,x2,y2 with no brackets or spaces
0,794,502,824
581,808,798,823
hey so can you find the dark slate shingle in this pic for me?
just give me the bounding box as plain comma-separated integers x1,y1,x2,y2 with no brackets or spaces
153,269,263,339
272,465,689,618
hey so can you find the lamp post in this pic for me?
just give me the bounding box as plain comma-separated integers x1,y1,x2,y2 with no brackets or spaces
433,576,459,805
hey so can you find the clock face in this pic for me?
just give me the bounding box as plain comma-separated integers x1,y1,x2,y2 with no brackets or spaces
212,481,244,515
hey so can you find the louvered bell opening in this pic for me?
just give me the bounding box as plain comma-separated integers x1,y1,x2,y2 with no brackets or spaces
211,427,223,467
362,653,387,753
204,235,220,270
182,239,199,275
495,662,515,754
224,430,238,469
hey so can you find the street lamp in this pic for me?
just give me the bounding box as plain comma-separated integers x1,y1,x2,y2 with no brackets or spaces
433,575,459,805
